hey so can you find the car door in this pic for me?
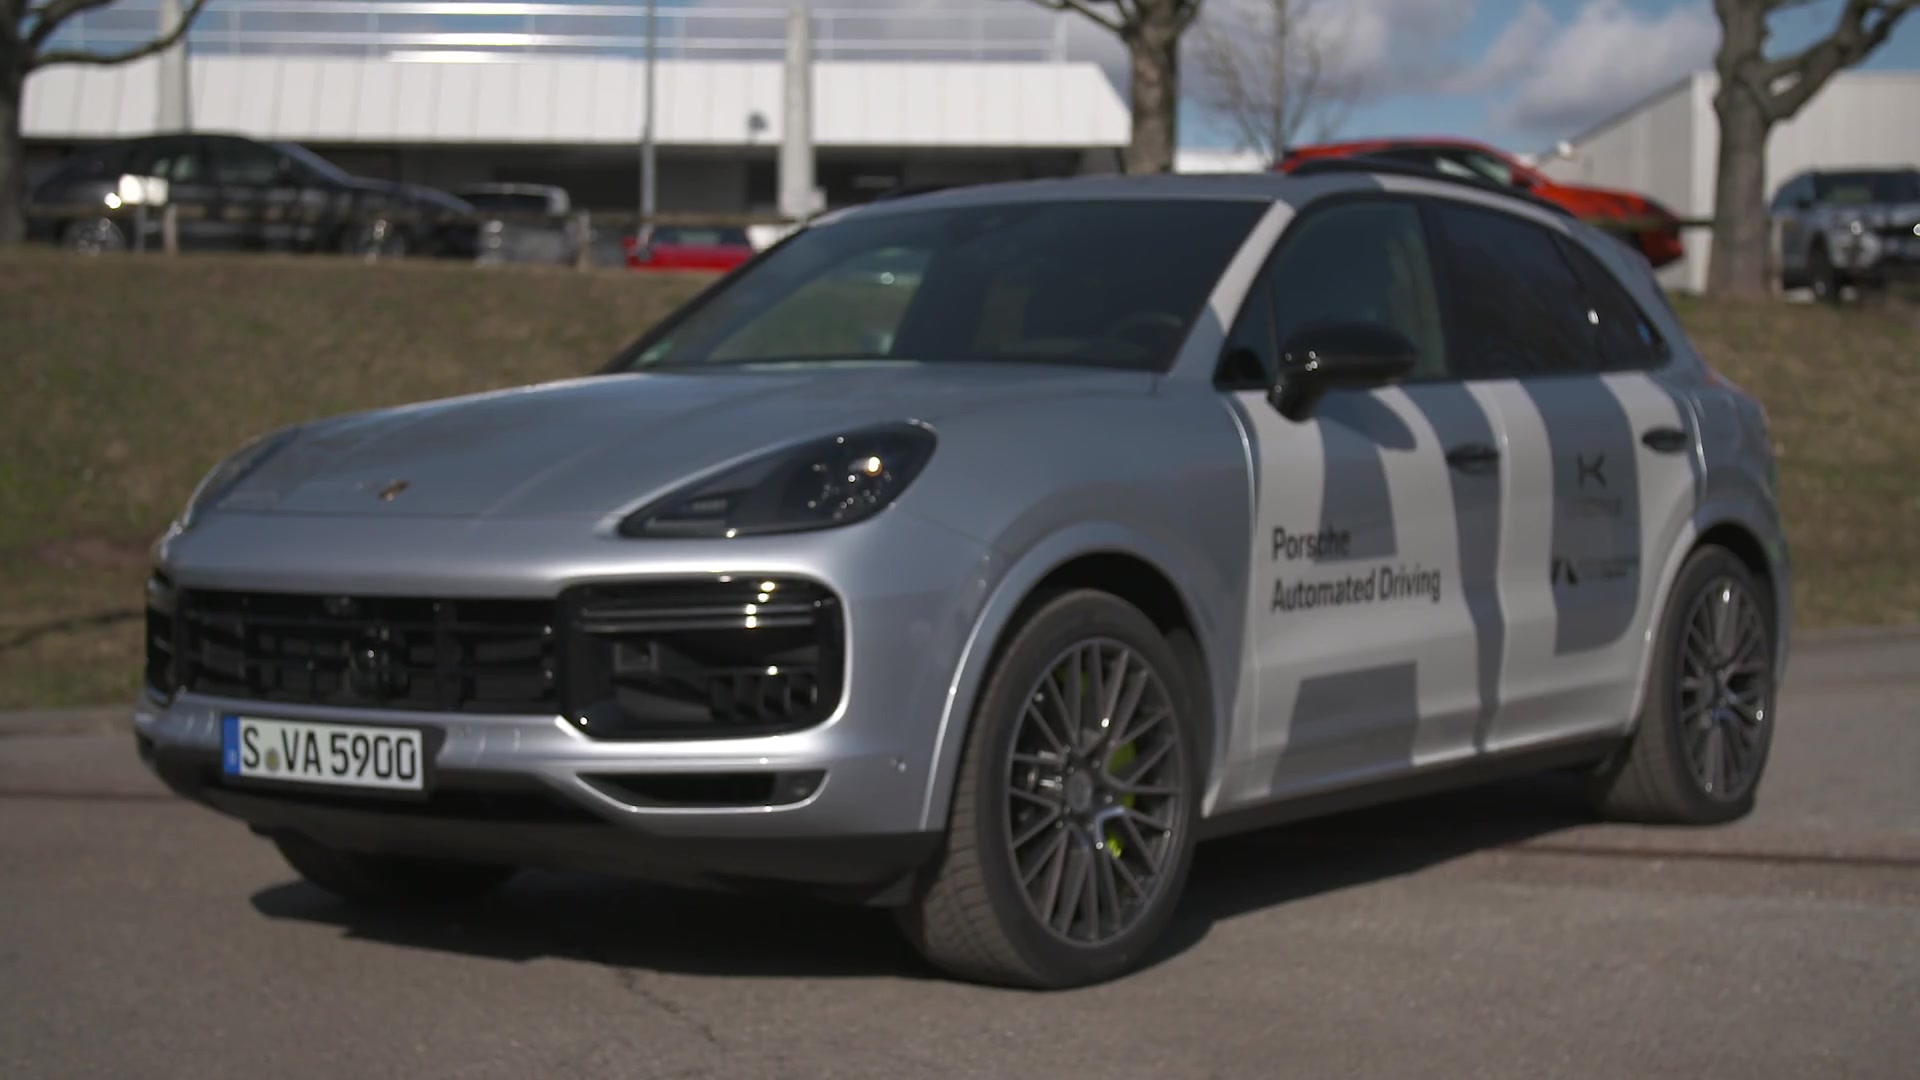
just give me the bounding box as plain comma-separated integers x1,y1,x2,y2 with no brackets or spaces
125,137,221,250
1220,197,1503,808
1424,199,1696,749
204,136,305,251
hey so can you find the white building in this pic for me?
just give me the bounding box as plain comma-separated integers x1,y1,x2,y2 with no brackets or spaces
1538,70,1920,293
22,0,1131,214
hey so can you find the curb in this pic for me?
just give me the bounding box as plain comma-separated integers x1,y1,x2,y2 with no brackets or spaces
0,707,132,739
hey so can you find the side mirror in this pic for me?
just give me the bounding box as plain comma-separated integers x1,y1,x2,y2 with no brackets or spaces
1268,321,1418,421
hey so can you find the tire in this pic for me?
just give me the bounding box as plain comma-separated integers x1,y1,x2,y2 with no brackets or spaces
341,219,407,259
1807,243,1843,305
273,833,515,904
61,217,126,255
899,590,1203,989
1588,546,1777,825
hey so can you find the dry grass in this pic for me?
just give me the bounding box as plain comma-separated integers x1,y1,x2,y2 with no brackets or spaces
1671,294,1920,630
0,250,708,708
0,250,1915,708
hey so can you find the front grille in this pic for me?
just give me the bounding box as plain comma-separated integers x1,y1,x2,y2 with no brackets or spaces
142,574,844,738
149,583,557,713
561,577,844,739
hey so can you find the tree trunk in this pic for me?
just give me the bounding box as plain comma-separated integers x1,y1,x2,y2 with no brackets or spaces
1707,76,1776,298
1705,2,1773,299
0,61,24,248
1125,18,1180,175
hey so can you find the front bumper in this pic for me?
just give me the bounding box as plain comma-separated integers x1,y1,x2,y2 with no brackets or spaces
136,508,993,899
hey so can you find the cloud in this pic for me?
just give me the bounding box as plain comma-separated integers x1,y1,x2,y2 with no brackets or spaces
1488,0,1719,135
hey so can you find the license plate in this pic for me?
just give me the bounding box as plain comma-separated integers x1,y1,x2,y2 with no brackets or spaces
222,715,426,792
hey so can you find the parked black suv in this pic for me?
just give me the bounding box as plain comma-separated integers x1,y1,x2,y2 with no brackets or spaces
1770,167,1920,301
28,132,480,259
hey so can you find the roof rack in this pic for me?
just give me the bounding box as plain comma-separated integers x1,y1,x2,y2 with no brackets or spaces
1287,155,1575,219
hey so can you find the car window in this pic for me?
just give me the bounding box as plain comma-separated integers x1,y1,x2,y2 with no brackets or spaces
1558,238,1668,371
622,199,1266,373
127,142,204,184
1427,201,1596,379
210,140,287,186
1217,266,1278,388
1814,171,1920,205
1262,200,1449,381
651,226,752,247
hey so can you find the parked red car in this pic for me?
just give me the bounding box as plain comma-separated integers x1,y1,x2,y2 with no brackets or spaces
624,224,757,272
1277,138,1686,269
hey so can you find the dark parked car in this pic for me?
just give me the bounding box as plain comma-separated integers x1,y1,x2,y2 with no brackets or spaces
28,132,479,259
1770,167,1920,301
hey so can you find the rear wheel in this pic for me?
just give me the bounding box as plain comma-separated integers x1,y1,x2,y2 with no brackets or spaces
273,833,515,904
1589,546,1777,824
899,590,1201,989
61,217,126,254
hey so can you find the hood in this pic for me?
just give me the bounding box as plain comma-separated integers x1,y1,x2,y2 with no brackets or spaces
216,363,1151,521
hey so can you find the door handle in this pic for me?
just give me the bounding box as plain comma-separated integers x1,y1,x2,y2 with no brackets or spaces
1445,442,1501,472
1640,426,1690,454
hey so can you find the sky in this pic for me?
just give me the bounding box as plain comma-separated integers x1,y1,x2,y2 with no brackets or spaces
1173,0,1920,154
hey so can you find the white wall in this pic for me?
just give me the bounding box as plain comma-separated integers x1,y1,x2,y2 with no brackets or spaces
22,54,1130,151
1542,71,1920,293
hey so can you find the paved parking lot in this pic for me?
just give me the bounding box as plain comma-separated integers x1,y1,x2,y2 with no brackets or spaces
3,630,1916,1079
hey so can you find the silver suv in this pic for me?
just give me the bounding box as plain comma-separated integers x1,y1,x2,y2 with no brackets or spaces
138,167,1788,989
1772,167,1920,301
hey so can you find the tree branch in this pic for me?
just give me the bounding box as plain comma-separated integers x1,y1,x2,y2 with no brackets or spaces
1028,0,1129,35
1759,0,1918,120
25,0,123,51
29,0,211,69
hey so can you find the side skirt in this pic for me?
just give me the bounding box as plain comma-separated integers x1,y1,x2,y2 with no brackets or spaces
1196,734,1623,843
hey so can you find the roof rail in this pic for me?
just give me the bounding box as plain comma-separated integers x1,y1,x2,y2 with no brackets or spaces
1287,155,1575,219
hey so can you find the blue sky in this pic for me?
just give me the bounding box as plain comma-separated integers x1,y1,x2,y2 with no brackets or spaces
1178,0,1920,154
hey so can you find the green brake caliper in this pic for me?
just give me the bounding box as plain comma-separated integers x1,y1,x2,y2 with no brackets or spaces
1104,740,1138,857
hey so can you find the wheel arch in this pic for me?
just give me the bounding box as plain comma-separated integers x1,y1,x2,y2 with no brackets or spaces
914,529,1235,833
1627,510,1790,729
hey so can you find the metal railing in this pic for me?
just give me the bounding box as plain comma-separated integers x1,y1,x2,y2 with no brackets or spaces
55,0,1073,62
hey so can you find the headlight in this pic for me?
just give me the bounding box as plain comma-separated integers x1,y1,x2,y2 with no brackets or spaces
177,427,299,530
619,423,936,539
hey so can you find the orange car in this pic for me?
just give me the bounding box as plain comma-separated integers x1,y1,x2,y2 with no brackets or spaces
1278,138,1686,269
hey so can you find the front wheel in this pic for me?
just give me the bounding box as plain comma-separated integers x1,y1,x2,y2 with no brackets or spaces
899,590,1202,989
1588,546,1777,824
273,833,515,904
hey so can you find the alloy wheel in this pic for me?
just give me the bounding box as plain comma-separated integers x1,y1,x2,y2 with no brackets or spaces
1675,577,1772,801
1003,639,1187,947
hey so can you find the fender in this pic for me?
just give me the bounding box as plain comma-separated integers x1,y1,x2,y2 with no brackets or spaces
1624,496,1792,731
913,521,1241,832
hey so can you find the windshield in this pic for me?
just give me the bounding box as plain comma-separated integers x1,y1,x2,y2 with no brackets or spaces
270,142,354,185
618,198,1265,373
1817,171,1920,205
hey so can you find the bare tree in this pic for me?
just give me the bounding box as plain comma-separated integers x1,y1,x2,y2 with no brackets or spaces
1026,1,1206,175
2,0,210,246
1193,0,1358,165
1709,0,1918,297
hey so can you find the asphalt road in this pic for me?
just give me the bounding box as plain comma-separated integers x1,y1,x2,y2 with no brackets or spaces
3,631,1916,1079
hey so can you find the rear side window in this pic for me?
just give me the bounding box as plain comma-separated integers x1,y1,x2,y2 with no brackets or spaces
1427,201,1595,379
1559,239,1668,371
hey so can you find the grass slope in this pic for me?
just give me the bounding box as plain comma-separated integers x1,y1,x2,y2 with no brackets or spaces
1,251,1915,708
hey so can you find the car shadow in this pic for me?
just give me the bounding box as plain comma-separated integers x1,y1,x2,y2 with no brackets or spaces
249,771,1599,983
